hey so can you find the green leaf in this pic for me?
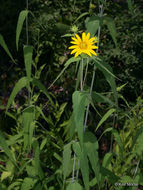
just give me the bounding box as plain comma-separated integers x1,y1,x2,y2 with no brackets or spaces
92,56,118,107
1,171,11,182
73,142,89,190
100,167,119,184
131,126,143,156
72,91,89,144
33,140,44,180
63,142,72,180
31,78,53,106
112,129,124,154
6,77,28,112
84,131,100,186
23,46,33,81
85,16,101,36
102,153,113,168
16,10,28,50
95,109,116,132
66,182,83,190
22,106,35,150
0,34,15,63
48,57,81,89
98,128,113,141
0,132,17,167
74,12,89,24
92,92,115,107
21,177,37,190
104,16,117,47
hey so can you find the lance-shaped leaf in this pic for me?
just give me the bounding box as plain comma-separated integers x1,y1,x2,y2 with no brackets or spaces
95,108,116,132
6,77,28,112
24,46,33,82
0,34,15,63
16,10,29,50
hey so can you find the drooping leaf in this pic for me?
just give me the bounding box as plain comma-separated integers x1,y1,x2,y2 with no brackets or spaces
0,34,15,63
95,109,116,132
23,46,33,82
63,142,72,180
16,10,28,50
6,77,28,112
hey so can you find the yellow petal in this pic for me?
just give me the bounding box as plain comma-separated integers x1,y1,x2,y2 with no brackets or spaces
70,41,79,44
91,45,98,49
69,45,78,49
82,32,86,41
75,51,81,57
72,37,78,41
86,33,90,40
71,49,77,54
75,34,81,42
85,50,92,57
89,37,95,43
90,49,97,56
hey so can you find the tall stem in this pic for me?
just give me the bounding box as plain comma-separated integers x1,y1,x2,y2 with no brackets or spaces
83,1,105,132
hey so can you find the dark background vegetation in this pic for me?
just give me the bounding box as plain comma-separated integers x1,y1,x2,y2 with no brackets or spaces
0,0,143,127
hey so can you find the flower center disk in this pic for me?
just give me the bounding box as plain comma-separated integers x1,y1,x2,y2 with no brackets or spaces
80,42,87,50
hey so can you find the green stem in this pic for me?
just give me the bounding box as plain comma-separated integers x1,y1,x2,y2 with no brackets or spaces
83,58,89,88
80,58,84,91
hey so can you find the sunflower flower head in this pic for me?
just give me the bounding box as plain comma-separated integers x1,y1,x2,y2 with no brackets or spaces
69,32,98,58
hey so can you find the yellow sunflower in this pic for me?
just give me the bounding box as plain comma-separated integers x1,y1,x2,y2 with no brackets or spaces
69,32,98,58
